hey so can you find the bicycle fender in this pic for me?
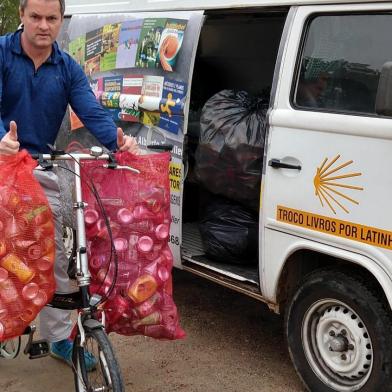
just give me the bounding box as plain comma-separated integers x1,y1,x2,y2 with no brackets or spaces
83,319,104,331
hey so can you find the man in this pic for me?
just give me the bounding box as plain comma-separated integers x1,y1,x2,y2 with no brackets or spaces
296,71,330,108
0,0,139,370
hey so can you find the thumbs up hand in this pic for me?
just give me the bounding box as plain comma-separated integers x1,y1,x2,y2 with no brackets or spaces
0,121,20,155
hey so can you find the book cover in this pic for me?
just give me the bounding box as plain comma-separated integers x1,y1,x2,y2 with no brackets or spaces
135,18,166,69
85,27,103,75
85,55,101,78
157,19,188,72
120,74,144,122
101,75,123,109
90,77,104,100
158,79,187,134
100,23,121,72
69,35,86,67
139,75,164,126
116,20,143,69
106,108,122,123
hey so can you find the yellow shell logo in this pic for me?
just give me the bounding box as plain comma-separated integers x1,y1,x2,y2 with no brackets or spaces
314,155,363,214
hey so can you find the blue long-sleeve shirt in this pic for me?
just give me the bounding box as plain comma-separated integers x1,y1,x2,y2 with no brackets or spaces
0,30,118,154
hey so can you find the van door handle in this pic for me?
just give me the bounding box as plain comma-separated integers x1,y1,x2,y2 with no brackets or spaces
268,159,301,170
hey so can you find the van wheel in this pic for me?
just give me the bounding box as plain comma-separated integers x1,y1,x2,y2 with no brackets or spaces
286,269,392,392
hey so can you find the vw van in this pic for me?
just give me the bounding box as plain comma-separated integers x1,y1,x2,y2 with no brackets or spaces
59,1,392,390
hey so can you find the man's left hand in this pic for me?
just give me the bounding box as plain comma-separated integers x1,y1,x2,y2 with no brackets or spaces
117,128,140,154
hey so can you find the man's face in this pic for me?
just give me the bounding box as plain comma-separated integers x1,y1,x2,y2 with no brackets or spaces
19,0,63,51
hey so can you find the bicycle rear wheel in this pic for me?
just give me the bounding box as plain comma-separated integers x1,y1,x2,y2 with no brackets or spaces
72,328,124,392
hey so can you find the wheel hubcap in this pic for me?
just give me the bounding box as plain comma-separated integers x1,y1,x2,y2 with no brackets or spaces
302,299,373,391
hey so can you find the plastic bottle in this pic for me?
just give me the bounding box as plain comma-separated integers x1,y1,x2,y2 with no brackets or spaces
27,243,42,260
0,267,8,283
155,224,169,241
117,208,133,225
133,205,155,221
132,311,161,329
6,216,24,239
142,187,165,213
84,208,99,227
107,295,130,324
137,236,153,254
36,256,53,272
22,282,39,300
0,278,19,303
0,299,8,320
127,274,158,303
0,254,35,284
32,290,48,307
134,292,161,318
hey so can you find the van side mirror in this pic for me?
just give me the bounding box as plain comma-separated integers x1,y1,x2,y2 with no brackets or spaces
375,62,392,116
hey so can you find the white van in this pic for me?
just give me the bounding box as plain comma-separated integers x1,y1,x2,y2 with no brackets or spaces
60,1,392,390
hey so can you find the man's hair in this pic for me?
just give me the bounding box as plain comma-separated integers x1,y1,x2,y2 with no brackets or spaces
19,0,65,17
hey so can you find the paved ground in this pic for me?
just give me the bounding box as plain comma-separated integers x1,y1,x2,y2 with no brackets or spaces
0,270,305,391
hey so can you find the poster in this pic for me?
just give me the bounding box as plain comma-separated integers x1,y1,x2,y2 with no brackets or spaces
139,75,164,126
157,19,187,72
85,27,103,76
101,76,123,120
158,79,187,134
135,18,166,69
120,75,144,122
101,23,121,72
68,35,86,66
116,20,143,69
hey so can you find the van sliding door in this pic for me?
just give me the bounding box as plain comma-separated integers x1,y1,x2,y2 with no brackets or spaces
57,11,205,266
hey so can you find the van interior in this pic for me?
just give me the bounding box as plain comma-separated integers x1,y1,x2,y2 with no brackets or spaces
181,9,288,297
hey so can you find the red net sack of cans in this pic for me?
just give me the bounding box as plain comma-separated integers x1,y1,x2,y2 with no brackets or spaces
0,151,56,341
81,151,185,340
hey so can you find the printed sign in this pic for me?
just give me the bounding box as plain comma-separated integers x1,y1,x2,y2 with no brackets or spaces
277,205,392,250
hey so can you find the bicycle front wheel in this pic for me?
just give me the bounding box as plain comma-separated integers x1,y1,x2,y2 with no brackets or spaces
72,328,124,392
0,336,21,359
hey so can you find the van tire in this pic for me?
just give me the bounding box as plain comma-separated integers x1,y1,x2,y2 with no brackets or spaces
285,269,392,392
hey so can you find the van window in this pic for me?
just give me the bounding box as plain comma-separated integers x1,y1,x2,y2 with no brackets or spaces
294,14,392,116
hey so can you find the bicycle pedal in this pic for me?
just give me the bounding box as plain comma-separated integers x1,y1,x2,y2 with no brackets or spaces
27,340,50,359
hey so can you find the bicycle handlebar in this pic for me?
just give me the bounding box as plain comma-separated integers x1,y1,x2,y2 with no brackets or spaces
31,143,173,166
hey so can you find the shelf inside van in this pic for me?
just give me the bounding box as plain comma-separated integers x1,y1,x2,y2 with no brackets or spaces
182,223,259,286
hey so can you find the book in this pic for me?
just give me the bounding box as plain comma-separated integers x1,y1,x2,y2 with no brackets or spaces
116,20,143,69
120,74,144,122
158,79,187,134
100,23,121,72
135,18,166,69
69,35,86,67
157,19,188,72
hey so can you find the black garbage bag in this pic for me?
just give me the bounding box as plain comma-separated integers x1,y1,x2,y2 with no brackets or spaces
199,195,259,265
194,90,268,211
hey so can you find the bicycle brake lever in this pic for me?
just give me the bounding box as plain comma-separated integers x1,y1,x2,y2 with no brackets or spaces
46,143,65,155
38,155,54,170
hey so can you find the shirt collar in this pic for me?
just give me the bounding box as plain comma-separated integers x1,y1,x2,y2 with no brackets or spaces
11,29,62,65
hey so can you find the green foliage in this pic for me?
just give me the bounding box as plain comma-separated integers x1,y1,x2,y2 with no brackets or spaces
0,0,20,35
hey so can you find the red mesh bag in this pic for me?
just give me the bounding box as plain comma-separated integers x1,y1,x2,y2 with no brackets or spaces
0,151,56,341
81,151,185,340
